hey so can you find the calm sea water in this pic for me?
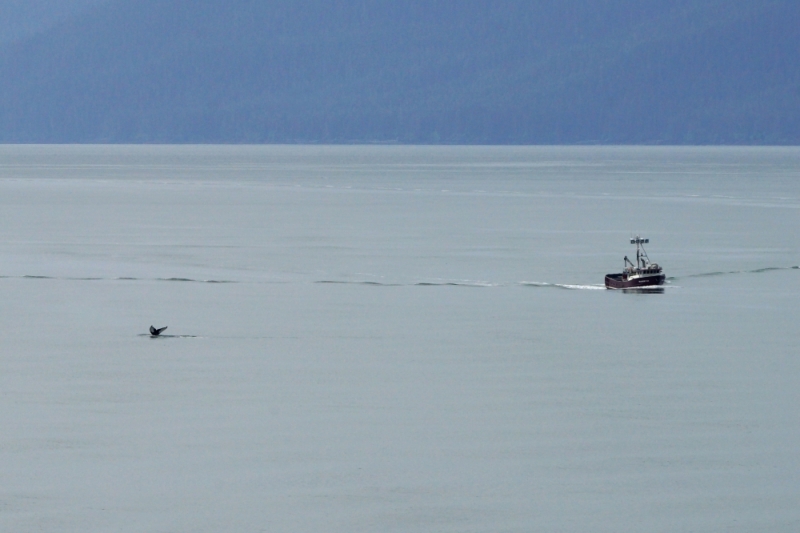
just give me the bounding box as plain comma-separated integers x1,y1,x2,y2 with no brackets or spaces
1,145,798,532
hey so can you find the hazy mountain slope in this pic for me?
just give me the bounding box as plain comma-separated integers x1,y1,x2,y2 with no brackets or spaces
0,0,797,143
0,0,106,44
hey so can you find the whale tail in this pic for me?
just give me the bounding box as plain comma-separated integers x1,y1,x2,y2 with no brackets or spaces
150,325,168,336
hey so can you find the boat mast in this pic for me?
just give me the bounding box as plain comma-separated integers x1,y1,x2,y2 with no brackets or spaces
630,236,649,269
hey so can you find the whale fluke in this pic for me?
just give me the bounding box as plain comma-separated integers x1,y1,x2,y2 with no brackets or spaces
150,325,168,336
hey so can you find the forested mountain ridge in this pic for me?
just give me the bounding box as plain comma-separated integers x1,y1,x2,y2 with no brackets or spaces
0,0,797,144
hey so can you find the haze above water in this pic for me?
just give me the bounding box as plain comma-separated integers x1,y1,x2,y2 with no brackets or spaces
1,145,798,532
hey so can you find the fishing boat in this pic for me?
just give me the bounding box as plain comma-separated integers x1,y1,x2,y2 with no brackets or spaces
605,236,666,289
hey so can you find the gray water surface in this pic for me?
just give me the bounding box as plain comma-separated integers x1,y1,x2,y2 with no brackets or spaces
1,145,798,532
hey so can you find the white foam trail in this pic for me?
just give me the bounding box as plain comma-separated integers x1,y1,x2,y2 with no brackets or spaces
519,281,606,290
559,284,607,290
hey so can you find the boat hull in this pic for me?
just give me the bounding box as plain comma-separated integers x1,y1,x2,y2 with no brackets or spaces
605,273,665,289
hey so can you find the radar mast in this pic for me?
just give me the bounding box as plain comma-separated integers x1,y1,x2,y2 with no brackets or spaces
630,236,651,269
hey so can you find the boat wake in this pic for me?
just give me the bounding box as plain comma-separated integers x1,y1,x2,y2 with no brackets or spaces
519,281,606,291
414,280,498,287
1,275,239,283
3,275,625,290
315,280,402,286
675,265,799,280
315,279,498,287
154,277,237,284
11,268,793,289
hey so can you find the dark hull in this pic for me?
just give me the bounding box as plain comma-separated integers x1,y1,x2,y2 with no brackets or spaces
605,273,665,289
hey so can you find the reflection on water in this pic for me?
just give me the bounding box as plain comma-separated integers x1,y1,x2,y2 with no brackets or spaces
620,287,665,294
